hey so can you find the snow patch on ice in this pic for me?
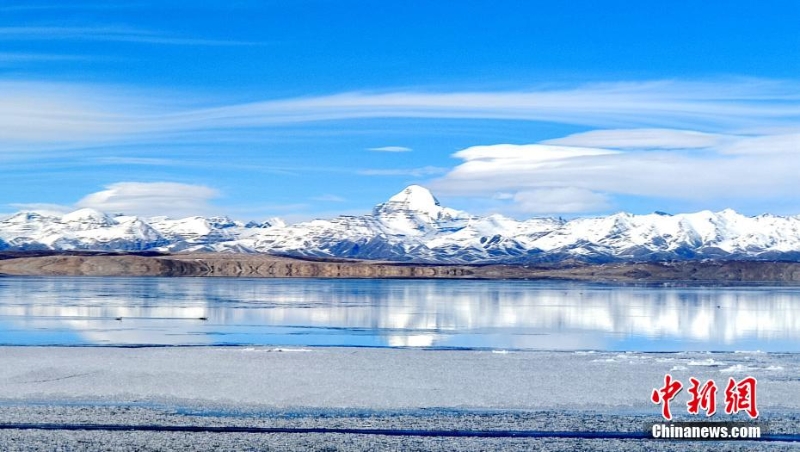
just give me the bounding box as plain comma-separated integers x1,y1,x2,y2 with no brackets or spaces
719,364,755,373
241,347,312,353
687,359,727,367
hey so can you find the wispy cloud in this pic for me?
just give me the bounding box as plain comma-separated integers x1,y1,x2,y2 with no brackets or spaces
358,166,449,177
511,188,611,214
430,129,800,214
542,128,724,149
76,182,221,217
0,26,255,46
311,194,346,202
2,79,800,151
92,157,180,166
367,146,412,152
0,81,166,147
8,203,74,214
0,2,145,12
87,156,308,176
178,80,800,134
0,52,88,63
2,76,799,188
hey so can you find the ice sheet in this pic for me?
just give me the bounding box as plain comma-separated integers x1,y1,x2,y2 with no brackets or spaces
1,347,799,414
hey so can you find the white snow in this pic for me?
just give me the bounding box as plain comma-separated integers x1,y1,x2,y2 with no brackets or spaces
4,184,800,262
2,347,799,411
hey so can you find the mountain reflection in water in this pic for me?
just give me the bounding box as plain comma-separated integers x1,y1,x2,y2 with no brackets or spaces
0,277,798,351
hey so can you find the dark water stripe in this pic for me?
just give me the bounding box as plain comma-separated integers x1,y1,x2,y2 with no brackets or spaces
0,424,799,442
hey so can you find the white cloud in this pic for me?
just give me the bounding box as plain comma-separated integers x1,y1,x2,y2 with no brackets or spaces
92,157,180,166
512,188,611,214
543,128,723,149
2,79,799,150
357,166,449,177
76,182,220,217
191,80,800,132
367,146,412,152
311,194,346,202
8,203,73,214
2,78,798,215
493,192,514,200
454,143,619,165
430,129,800,214
719,132,800,155
0,81,158,147
0,52,86,63
0,26,254,46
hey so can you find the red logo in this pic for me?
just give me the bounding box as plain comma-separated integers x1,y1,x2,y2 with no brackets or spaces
724,376,759,419
686,377,717,417
651,374,683,420
652,375,758,420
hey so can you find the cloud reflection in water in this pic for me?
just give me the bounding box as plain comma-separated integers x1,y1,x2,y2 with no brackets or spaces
0,277,798,351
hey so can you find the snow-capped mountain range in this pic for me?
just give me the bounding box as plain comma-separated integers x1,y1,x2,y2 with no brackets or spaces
3,185,800,264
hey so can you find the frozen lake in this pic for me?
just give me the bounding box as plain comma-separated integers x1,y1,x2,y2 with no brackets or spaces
1,277,800,351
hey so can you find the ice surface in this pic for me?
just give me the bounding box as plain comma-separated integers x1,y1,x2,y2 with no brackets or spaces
2,347,798,451
1,347,799,413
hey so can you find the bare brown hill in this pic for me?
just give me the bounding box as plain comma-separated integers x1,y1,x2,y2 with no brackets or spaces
0,253,473,278
2,252,800,283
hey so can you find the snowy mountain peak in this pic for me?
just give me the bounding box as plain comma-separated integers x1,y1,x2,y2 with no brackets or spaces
373,185,468,234
264,217,286,228
61,208,115,227
2,211,60,223
388,184,440,209
4,185,800,264
375,185,442,217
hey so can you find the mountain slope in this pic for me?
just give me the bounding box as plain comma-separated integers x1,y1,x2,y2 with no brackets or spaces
3,185,800,263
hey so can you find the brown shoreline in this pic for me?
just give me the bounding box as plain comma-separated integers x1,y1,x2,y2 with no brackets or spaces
3,251,800,283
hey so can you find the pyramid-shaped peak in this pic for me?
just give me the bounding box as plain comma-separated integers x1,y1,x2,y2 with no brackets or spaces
386,185,441,210
62,208,114,224
374,185,470,234
716,208,741,216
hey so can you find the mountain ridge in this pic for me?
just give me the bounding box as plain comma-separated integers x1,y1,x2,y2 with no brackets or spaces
3,185,800,264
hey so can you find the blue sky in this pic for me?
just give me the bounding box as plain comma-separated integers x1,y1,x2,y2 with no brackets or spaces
1,1,799,222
